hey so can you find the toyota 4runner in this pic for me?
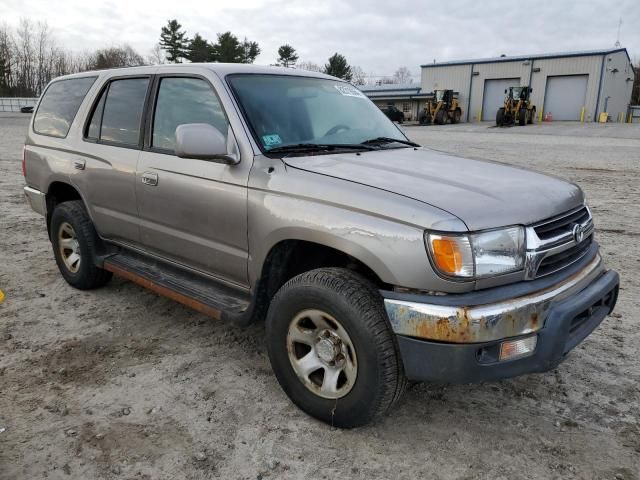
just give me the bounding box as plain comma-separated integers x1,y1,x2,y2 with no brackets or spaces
23,64,619,427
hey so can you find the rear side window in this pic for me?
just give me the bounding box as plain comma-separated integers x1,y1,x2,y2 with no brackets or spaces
152,77,228,151
33,77,96,138
87,77,149,146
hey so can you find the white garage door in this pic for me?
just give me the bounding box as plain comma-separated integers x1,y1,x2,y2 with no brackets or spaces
482,78,520,121
543,75,588,121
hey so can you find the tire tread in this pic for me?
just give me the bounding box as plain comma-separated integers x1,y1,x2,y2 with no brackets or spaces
269,268,406,426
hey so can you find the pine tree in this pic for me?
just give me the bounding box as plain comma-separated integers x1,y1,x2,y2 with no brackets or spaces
212,32,260,63
159,19,188,63
276,44,298,67
187,33,215,63
212,32,241,62
239,38,260,64
324,53,352,81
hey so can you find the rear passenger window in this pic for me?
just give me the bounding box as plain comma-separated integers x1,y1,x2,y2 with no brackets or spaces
33,77,96,138
152,77,228,151
86,89,106,140
89,78,149,146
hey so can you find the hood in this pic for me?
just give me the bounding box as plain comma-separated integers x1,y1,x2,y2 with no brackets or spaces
283,147,584,231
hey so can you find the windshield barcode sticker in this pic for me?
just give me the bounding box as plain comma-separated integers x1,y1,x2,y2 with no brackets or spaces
334,84,366,99
262,134,282,149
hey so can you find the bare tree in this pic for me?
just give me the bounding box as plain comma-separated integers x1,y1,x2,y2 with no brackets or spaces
147,43,166,65
296,61,323,72
350,65,366,86
90,45,145,70
392,66,413,84
0,20,149,97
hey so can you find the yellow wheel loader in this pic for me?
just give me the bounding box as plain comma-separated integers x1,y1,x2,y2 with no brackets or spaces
419,90,462,125
496,86,536,126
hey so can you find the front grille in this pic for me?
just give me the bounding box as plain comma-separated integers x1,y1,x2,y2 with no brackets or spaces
534,206,590,242
536,236,593,277
525,205,595,279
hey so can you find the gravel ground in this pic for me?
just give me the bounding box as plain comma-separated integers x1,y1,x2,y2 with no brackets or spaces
1,113,639,480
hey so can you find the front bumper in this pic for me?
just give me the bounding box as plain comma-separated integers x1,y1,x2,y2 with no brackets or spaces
383,251,619,383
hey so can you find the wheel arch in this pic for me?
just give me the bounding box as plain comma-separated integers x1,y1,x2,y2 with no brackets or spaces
45,181,88,239
256,236,392,301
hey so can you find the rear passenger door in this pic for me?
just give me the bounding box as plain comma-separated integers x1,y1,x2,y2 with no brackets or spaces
135,72,250,288
75,75,153,245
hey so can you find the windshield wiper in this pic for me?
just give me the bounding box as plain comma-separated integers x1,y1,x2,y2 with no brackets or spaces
361,137,420,147
266,143,378,154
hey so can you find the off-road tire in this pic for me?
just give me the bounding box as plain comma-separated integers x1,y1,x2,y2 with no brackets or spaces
435,109,447,125
452,109,461,124
265,268,407,428
528,108,536,124
496,107,505,126
518,108,527,126
50,200,112,290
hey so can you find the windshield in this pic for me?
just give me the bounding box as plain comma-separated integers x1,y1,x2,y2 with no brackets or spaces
227,74,408,153
435,90,445,101
511,87,524,98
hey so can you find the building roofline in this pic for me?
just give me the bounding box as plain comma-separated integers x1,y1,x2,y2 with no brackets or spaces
359,87,421,92
420,48,631,68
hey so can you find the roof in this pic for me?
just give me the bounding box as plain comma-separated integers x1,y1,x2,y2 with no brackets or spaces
359,83,419,92
50,63,338,82
359,83,431,99
421,47,632,68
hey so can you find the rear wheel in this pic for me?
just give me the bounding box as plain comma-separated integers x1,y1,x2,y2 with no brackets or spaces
452,109,461,124
435,109,447,125
528,108,536,124
518,108,527,126
266,268,406,428
496,107,505,126
50,201,112,290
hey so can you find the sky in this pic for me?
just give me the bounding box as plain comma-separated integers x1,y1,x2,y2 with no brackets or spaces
2,0,639,80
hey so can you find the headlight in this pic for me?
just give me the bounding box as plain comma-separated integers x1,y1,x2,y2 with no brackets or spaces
426,226,525,279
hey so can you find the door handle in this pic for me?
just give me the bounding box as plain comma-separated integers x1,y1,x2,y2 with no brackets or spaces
73,159,86,170
141,172,158,186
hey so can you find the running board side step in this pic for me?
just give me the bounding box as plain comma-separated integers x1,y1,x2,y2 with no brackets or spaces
103,252,251,321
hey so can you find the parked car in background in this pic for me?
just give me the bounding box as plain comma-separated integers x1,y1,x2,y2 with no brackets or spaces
23,64,619,428
379,104,404,123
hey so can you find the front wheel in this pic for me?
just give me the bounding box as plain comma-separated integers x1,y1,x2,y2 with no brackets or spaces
518,108,527,126
435,109,447,125
50,200,112,289
496,107,505,126
265,268,406,428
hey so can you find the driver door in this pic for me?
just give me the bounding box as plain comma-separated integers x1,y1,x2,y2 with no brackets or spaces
135,73,250,288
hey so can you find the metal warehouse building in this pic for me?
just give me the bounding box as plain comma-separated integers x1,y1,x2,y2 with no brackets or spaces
420,48,634,122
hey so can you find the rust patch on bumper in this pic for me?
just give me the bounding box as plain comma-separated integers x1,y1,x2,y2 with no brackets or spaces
385,255,603,343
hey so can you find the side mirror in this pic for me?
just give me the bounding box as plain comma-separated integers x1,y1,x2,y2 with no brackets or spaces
529,88,533,93
504,89,507,94
175,123,238,164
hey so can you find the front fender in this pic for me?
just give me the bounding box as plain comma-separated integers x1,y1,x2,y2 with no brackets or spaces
248,191,472,294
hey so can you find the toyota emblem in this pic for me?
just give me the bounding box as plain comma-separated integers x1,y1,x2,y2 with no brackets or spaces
572,224,584,243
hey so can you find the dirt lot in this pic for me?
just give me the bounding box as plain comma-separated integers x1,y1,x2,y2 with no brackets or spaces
1,113,639,480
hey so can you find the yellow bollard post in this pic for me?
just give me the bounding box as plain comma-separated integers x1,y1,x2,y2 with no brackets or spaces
580,107,585,123
629,112,633,123
539,110,543,122
478,109,482,122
